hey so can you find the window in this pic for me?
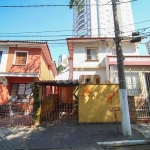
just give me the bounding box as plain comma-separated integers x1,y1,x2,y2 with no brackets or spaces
144,73,150,99
0,51,2,63
125,72,141,96
96,78,100,84
10,83,32,100
86,48,98,60
14,51,28,65
85,78,91,84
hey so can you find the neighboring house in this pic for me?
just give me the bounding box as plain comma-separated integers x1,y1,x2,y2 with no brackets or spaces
0,40,57,105
66,37,140,83
66,37,150,121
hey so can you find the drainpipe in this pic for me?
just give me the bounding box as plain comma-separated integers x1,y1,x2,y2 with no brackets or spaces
96,0,100,36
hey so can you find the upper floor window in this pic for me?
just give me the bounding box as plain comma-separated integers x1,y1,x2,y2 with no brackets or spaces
0,51,3,64
14,51,28,65
86,48,98,60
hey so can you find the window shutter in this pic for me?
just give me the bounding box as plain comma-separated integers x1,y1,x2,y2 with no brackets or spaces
10,84,18,96
25,84,32,96
87,49,91,59
15,52,27,64
21,53,27,64
91,50,97,60
18,84,26,95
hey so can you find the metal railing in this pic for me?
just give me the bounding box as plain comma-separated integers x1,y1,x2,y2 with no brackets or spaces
110,66,150,120
136,101,150,119
0,103,32,127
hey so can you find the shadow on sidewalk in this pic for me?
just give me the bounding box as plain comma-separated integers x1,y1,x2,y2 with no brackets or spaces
25,123,145,149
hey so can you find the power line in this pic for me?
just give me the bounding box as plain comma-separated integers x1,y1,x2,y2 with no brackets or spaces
0,0,137,8
108,42,115,54
0,26,149,38
0,18,149,35
121,26,150,34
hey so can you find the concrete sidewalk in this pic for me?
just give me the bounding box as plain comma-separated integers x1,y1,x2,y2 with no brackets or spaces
0,123,150,150
132,123,150,139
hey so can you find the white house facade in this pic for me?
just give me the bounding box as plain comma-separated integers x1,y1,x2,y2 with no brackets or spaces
67,37,139,83
65,37,150,121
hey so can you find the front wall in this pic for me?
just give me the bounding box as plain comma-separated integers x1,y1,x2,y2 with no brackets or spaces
78,84,121,123
6,47,41,73
73,41,137,69
0,77,34,104
0,84,9,104
40,52,54,80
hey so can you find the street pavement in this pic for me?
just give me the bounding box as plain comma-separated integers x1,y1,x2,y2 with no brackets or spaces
0,123,150,150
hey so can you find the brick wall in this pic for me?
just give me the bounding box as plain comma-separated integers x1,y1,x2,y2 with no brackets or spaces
128,96,137,123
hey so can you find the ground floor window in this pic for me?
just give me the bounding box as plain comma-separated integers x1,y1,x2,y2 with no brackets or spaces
125,72,141,96
10,83,32,100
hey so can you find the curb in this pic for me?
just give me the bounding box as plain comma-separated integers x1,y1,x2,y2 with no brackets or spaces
97,140,150,147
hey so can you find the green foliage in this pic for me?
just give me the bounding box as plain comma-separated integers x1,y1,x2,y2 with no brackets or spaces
57,65,67,73
69,0,84,12
30,82,40,124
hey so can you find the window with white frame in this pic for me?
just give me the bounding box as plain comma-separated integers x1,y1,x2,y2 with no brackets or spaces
86,48,98,60
10,83,32,100
14,51,28,65
125,72,141,96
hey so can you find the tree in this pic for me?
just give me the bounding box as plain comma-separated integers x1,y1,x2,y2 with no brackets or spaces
69,0,84,11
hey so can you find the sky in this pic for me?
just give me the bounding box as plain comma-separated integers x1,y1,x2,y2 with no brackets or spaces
0,0,150,66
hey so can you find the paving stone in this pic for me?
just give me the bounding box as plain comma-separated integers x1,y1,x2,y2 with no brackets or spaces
0,123,149,150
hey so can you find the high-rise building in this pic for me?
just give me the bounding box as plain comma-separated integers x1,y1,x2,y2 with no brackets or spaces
146,40,150,54
58,54,68,66
73,0,135,37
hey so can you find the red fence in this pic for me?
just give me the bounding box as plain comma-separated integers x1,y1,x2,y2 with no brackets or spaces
0,103,33,127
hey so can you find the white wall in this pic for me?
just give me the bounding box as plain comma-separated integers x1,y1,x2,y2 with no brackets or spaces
72,40,138,83
0,76,7,85
90,0,98,37
55,71,69,80
0,47,9,72
118,1,135,37
122,41,139,55
73,41,138,67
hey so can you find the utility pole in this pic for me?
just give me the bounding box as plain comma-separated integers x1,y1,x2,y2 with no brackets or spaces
112,0,132,136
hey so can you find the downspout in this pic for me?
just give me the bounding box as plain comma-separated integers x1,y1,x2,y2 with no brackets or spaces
96,0,100,36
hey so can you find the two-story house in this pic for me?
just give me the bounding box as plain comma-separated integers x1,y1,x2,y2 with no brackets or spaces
66,37,150,121
0,40,57,105
67,37,140,82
